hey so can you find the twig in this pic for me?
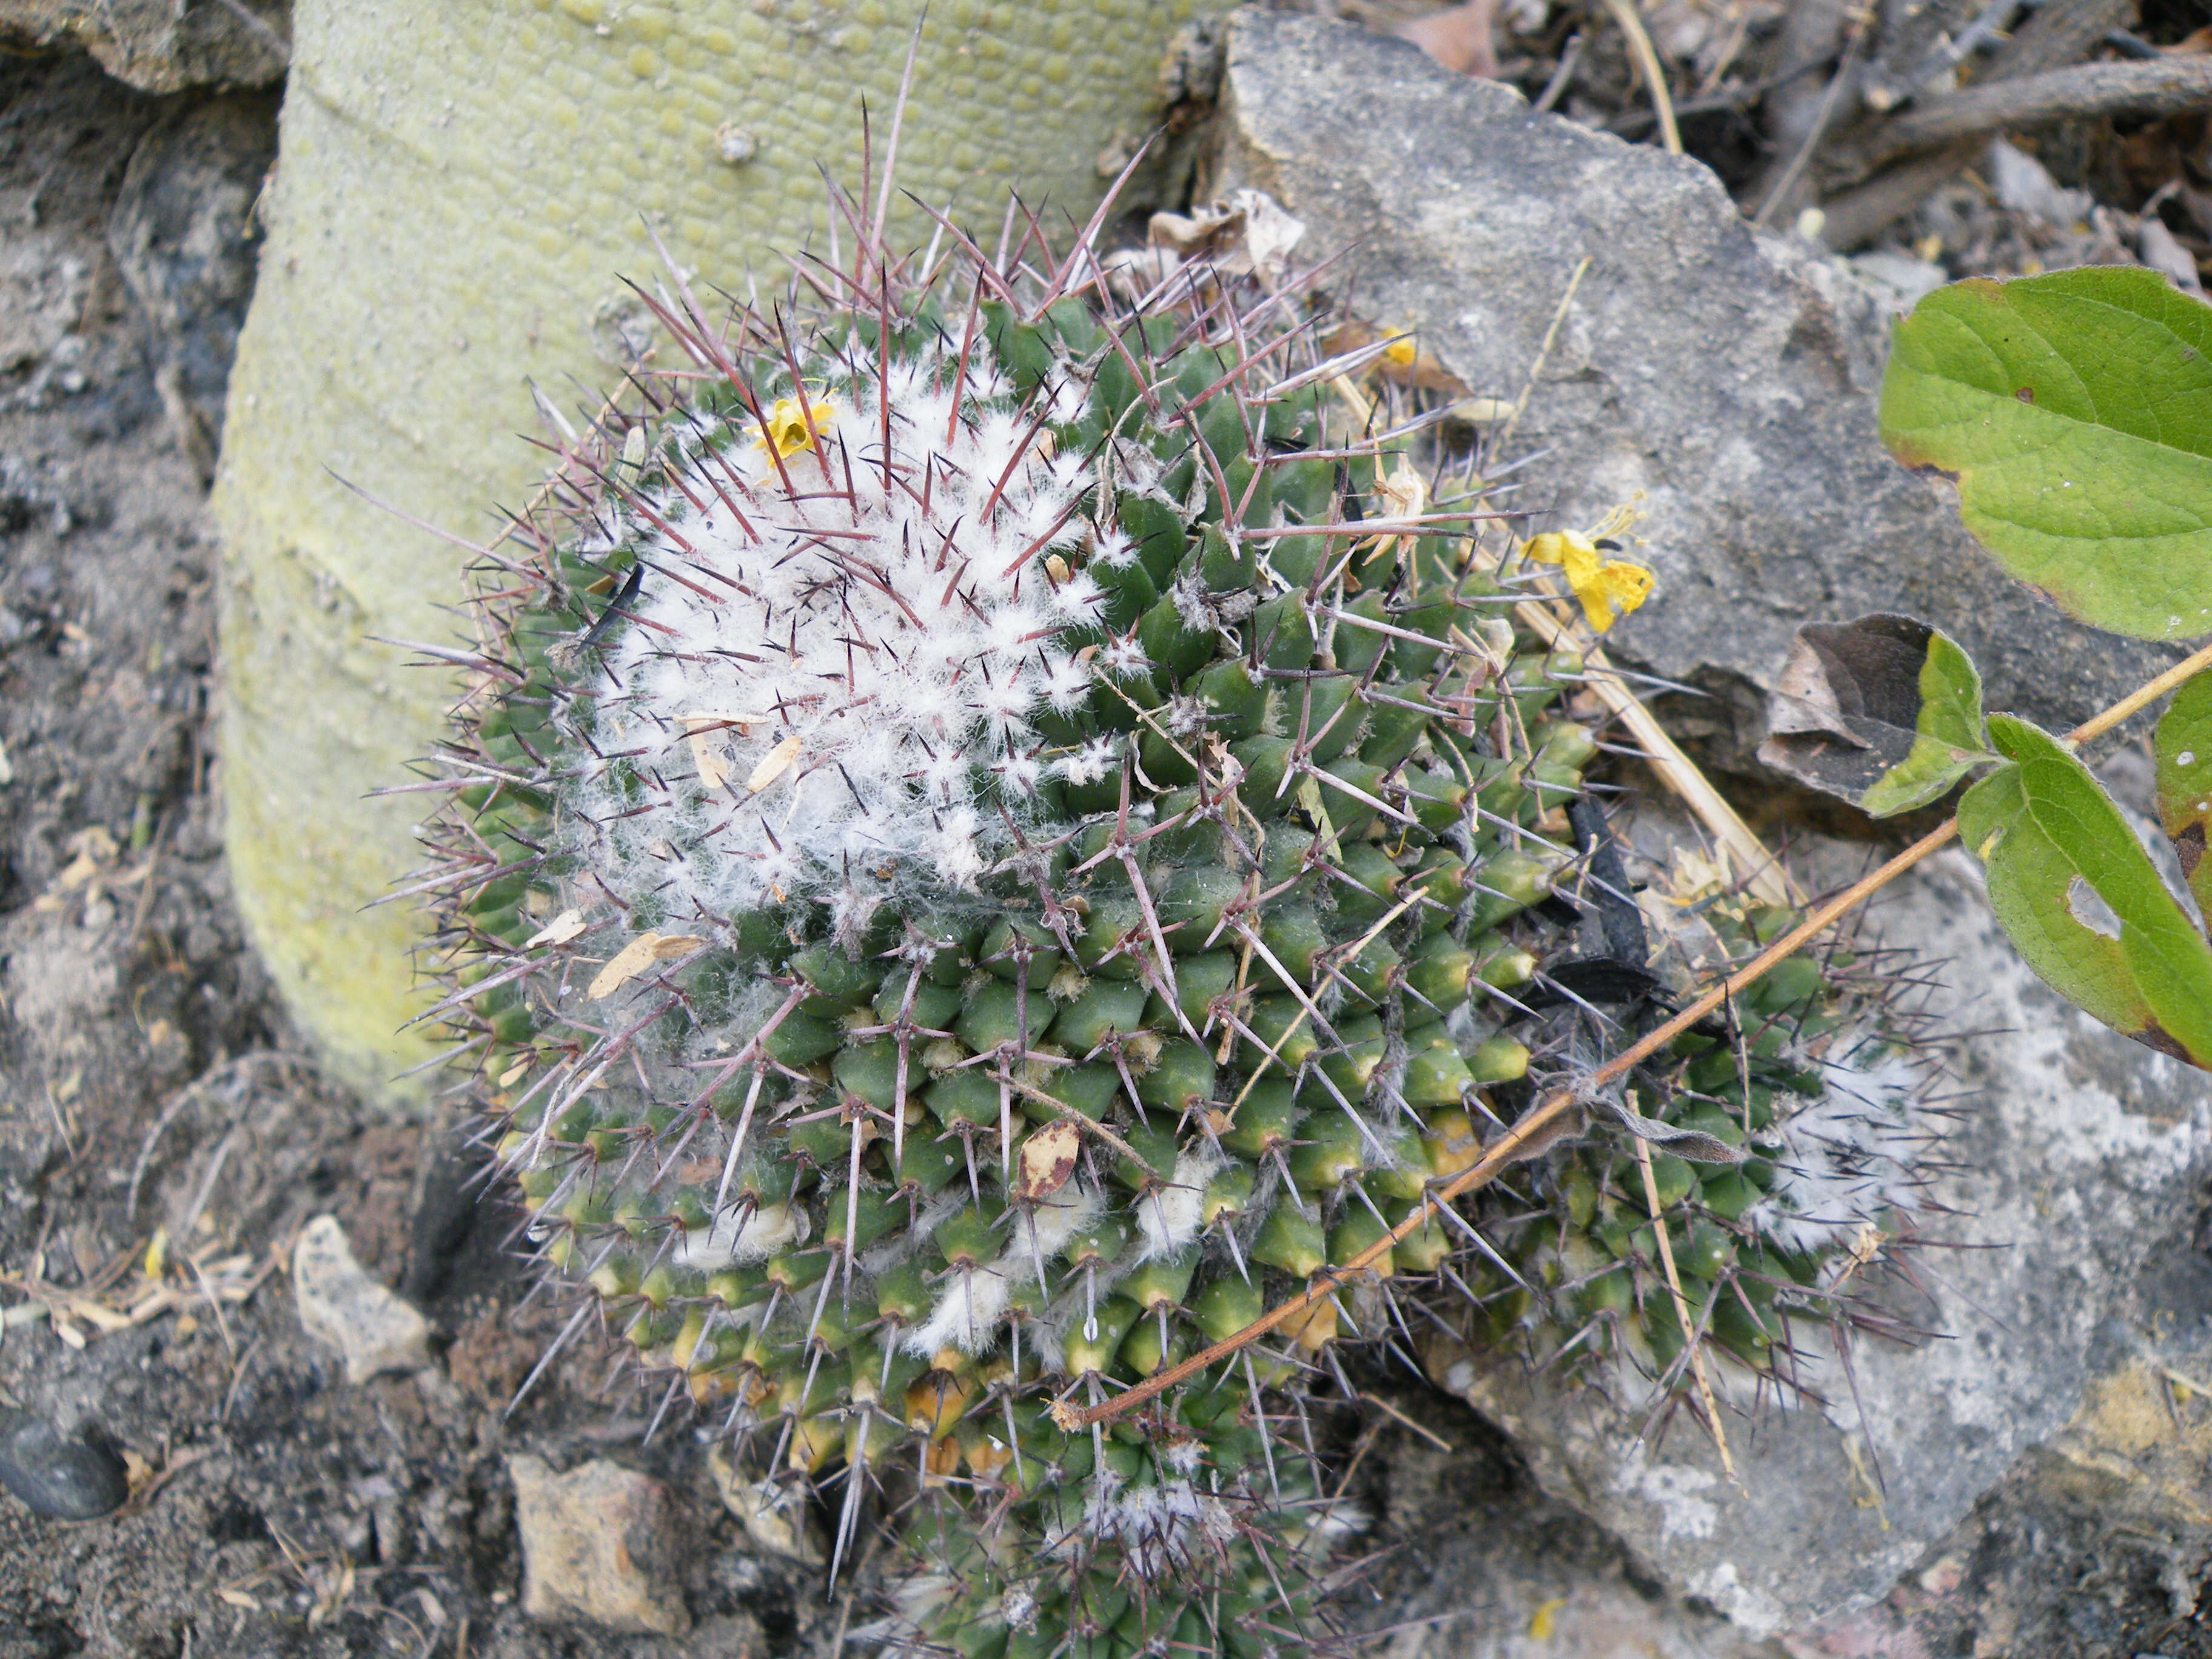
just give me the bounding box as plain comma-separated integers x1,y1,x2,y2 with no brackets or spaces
1848,56,2212,172
1817,149,1973,251
1862,0,2019,113
1601,0,1682,156
1751,0,1852,222
1057,631,2212,1431
221,1336,263,1425
1529,31,1584,118
1358,1391,1456,1454
1754,8,1869,227
1815,0,2135,245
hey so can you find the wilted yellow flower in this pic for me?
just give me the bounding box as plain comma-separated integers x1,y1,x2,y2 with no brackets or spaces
1583,558,1652,622
754,392,835,459
1524,529,1597,581
1524,528,1654,633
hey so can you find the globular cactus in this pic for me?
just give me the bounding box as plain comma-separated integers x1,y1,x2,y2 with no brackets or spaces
411,194,1935,1654
1472,891,1940,1400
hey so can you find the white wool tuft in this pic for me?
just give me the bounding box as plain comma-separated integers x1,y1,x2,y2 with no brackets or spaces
673,1199,803,1270
1079,1467,1238,1581
1056,736,1123,786
1097,635,1150,677
1020,1181,1105,1259
901,1182,1105,1358
907,1261,1014,1358
1136,1142,1225,1261
1746,1042,1929,1252
569,336,1104,920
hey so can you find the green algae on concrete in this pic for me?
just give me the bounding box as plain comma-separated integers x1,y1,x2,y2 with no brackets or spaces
213,0,1221,1103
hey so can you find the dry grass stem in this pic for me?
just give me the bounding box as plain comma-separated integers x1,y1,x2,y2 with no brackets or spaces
1514,596,1799,907
1632,1126,1737,1481
1601,0,1683,155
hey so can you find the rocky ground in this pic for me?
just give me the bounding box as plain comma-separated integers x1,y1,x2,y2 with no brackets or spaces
3,15,2211,1659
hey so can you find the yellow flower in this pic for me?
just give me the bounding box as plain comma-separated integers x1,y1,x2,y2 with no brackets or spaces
1524,528,1654,634
1381,331,1418,369
1583,558,1653,625
754,392,835,459
1525,528,1598,582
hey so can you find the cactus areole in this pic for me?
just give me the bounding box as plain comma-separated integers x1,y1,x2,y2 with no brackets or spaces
419,201,1932,1652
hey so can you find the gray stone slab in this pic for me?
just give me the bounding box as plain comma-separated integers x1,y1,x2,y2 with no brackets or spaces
0,0,286,93
1207,8,2182,743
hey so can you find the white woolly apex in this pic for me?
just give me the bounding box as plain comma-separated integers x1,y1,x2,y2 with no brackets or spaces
575,335,1107,920
1746,1041,1929,1253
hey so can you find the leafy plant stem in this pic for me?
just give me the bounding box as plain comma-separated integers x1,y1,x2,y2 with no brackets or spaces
1059,632,2212,1432
2066,634,2212,748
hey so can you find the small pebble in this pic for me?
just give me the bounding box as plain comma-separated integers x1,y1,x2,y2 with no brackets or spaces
511,1455,689,1635
0,1408,129,1520
293,1213,432,1384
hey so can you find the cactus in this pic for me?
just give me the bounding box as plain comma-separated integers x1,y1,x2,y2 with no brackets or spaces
213,0,1235,1100
412,201,1933,1652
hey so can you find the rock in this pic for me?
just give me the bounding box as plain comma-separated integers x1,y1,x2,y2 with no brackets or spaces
1205,8,2182,749
1431,842,2212,1634
1848,250,1949,312
1349,1395,1794,1658
1985,137,2096,228
0,0,287,93
0,1409,128,1520
509,1455,689,1637
291,1213,431,1384
1784,1358,2212,1655
106,94,280,480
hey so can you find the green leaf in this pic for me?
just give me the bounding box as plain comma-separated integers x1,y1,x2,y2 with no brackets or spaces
1759,613,1991,816
2154,668,2212,928
1957,714,2212,1068
1880,267,2212,642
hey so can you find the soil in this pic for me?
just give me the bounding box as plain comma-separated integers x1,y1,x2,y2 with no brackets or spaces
0,35,2205,1659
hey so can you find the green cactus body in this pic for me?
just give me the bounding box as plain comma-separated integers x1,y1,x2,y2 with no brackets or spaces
420,217,1933,1651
